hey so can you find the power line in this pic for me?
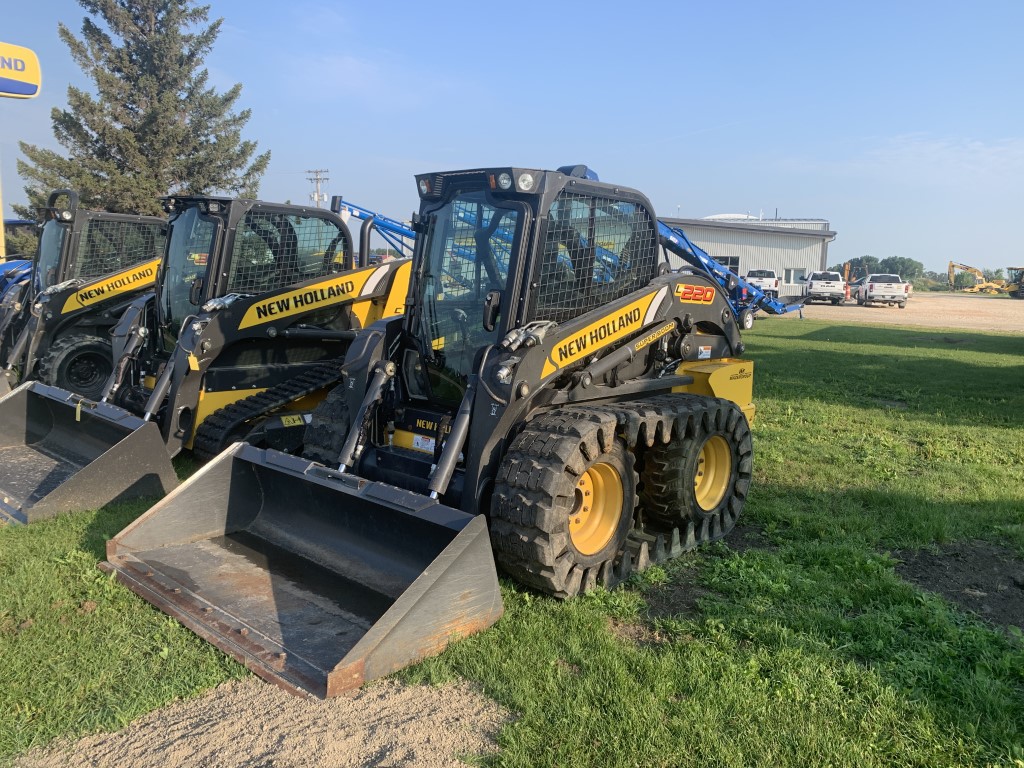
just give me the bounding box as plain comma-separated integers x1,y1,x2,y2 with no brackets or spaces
306,169,329,208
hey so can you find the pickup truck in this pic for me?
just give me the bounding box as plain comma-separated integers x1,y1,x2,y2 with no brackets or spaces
802,270,846,304
743,269,780,298
856,273,909,308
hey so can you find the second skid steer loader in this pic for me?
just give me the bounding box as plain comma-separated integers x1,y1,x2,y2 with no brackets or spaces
0,196,411,525
104,165,756,698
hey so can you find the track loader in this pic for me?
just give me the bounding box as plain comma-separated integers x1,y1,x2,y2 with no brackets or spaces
0,190,165,399
104,165,756,698
0,196,411,525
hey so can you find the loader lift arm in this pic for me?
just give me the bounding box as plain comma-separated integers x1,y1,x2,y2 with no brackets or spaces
330,198,416,261
658,221,803,318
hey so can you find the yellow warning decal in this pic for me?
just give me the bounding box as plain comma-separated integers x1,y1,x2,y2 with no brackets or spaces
60,258,161,314
279,414,305,427
237,265,378,330
541,292,658,378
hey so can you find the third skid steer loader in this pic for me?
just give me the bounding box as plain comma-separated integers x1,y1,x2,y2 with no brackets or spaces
104,165,756,698
0,190,165,398
0,196,412,525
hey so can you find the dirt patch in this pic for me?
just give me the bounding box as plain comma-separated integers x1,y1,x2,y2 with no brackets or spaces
776,292,1024,333
641,522,774,621
892,541,1024,634
608,617,667,646
14,678,511,768
726,521,777,554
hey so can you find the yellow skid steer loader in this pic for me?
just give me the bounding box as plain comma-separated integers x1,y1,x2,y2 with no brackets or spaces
104,166,756,698
0,196,411,524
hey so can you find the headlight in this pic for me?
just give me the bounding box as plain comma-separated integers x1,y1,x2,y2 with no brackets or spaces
517,173,535,192
497,172,512,190
418,179,430,195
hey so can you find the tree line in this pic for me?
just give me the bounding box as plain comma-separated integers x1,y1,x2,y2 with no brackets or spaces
828,256,926,282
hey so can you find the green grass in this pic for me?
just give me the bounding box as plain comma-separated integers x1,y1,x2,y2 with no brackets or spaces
0,501,245,760
1,317,1023,766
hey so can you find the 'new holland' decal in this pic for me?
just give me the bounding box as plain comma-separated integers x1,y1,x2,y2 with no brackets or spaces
541,288,667,378
61,258,161,314
236,263,389,329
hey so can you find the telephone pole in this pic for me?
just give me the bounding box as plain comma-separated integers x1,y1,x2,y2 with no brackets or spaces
306,169,329,208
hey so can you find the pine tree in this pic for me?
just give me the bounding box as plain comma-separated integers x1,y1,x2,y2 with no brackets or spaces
15,0,269,217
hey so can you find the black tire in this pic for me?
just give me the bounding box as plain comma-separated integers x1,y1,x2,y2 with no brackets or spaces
898,302,907,309
302,381,351,464
490,409,637,599
638,399,751,541
37,333,113,400
739,308,754,330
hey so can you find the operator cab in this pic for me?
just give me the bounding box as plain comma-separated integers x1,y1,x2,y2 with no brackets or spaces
157,197,355,352
360,166,663,504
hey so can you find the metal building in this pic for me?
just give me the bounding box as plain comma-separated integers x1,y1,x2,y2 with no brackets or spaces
663,214,837,298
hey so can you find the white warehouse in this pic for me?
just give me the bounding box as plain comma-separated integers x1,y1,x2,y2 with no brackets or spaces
662,214,837,298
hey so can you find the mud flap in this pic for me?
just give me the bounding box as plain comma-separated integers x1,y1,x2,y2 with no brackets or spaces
0,382,178,525
102,443,504,699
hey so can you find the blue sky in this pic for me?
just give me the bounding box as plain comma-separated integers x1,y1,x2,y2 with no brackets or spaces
2,0,1022,272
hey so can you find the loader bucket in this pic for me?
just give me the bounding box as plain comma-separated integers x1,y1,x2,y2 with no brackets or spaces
102,443,504,699
0,382,178,525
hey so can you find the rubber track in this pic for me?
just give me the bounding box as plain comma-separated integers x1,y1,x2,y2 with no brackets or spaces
491,394,753,598
191,359,346,460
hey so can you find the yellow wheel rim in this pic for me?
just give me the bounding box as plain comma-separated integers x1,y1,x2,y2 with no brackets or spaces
569,462,623,556
694,435,732,511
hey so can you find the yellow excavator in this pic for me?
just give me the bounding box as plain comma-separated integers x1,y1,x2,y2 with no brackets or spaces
103,165,759,698
947,261,1007,294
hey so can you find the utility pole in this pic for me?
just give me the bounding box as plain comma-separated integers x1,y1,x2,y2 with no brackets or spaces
306,169,329,208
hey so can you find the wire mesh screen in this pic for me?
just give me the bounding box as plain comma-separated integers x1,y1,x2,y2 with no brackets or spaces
224,210,350,295
533,193,658,323
74,219,165,281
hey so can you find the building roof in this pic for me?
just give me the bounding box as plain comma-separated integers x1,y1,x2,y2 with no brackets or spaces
664,216,836,241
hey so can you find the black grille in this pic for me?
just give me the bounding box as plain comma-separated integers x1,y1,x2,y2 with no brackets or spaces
533,193,657,323
74,219,165,281
224,210,349,295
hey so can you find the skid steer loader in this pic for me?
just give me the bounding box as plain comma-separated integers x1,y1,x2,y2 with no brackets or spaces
0,196,412,525
104,165,755,698
0,190,165,399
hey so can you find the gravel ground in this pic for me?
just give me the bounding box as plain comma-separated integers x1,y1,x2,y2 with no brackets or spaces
14,679,510,768
774,292,1024,333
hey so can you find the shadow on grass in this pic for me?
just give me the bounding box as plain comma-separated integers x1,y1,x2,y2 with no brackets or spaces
747,343,1024,429
765,322,1024,354
635,496,1024,764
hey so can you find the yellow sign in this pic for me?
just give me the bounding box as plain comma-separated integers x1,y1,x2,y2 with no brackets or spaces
541,291,660,378
61,258,161,313
237,264,380,329
0,42,42,99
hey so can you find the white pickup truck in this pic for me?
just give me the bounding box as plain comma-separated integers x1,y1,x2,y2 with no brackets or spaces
856,273,910,308
743,269,780,298
803,270,846,304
